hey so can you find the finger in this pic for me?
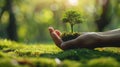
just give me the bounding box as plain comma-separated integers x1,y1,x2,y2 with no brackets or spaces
48,27,54,33
48,27,63,49
55,30,62,36
51,32,63,49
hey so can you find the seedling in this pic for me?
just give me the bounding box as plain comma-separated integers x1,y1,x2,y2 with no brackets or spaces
62,10,84,33
61,10,84,41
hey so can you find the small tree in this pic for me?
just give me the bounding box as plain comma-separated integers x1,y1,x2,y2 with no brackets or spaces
62,10,84,33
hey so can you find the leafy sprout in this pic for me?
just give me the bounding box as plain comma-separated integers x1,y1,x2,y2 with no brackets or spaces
62,10,84,33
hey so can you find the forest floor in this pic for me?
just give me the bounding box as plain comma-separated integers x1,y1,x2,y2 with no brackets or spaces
0,39,120,67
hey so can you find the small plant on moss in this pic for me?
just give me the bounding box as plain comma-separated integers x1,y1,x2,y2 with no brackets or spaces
61,10,84,41
62,10,84,33
61,32,80,41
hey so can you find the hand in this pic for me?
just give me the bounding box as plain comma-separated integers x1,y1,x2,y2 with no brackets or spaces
48,27,103,50
61,32,103,49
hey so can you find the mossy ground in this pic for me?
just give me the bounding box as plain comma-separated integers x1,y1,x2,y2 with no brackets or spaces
0,39,120,67
61,32,80,41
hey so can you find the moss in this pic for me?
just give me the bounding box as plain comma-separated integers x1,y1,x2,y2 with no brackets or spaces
33,58,57,67
87,57,119,67
0,58,28,67
61,32,80,41
0,52,6,58
0,39,120,67
62,60,82,67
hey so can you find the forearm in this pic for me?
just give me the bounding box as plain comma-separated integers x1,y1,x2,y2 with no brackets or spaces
81,29,120,36
72,29,120,49
100,33,120,47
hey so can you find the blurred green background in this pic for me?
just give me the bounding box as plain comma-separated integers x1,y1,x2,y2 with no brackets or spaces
0,0,120,43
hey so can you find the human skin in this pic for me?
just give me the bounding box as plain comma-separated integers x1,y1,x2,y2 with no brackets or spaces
48,27,120,50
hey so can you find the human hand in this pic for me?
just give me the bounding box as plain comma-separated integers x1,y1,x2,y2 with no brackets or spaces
61,32,103,49
49,27,103,50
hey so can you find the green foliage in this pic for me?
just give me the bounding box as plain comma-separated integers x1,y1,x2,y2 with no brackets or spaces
62,10,84,32
0,39,120,67
0,0,120,43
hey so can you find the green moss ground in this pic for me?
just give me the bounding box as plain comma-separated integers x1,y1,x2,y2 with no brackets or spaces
0,39,120,67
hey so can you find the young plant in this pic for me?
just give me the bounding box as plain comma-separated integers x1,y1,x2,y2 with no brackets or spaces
62,10,84,33
61,10,84,41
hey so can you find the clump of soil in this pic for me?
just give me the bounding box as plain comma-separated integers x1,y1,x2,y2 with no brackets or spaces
61,32,81,42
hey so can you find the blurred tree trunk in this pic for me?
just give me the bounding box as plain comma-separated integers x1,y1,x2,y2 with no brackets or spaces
7,0,18,41
0,0,18,41
95,0,112,31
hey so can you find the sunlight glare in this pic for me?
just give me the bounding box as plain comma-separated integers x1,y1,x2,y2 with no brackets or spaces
68,0,78,6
